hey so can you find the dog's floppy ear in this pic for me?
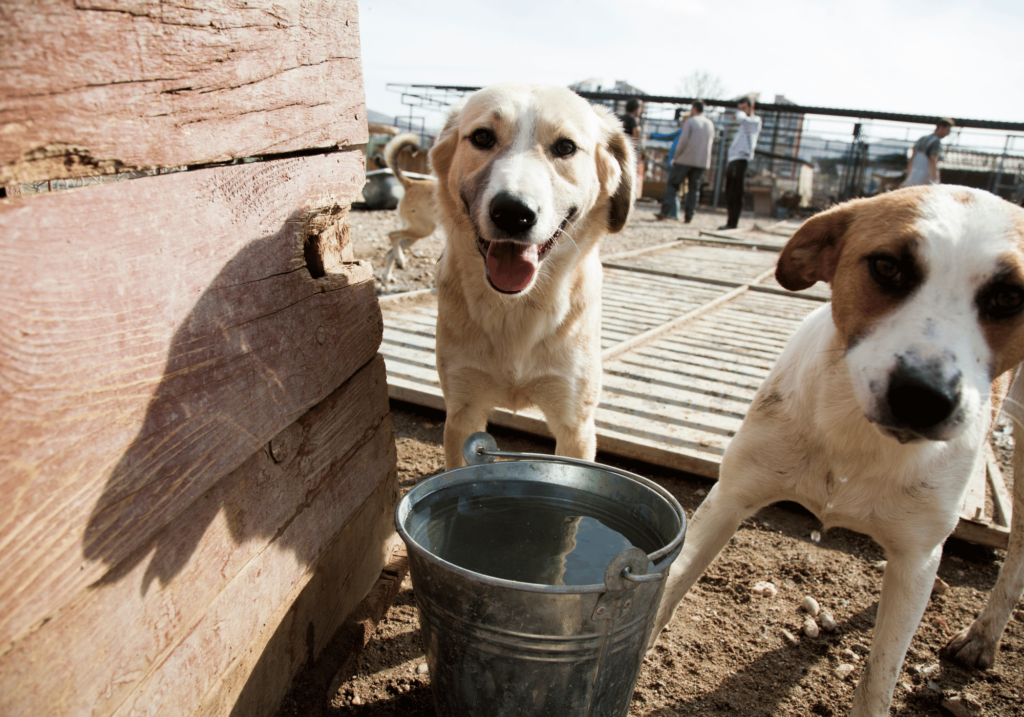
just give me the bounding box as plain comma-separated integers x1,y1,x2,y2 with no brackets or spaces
594,107,636,234
776,203,854,291
429,99,466,181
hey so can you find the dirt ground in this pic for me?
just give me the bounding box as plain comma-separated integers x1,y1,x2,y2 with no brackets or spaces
278,201,1024,716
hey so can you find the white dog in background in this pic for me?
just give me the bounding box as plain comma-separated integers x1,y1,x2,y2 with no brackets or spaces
428,83,635,470
652,185,1024,716
382,132,438,284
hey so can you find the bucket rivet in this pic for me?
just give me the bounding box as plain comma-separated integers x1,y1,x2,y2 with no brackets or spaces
596,606,607,616
624,600,633,610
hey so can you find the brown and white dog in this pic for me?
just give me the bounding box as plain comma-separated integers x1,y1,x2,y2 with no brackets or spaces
652,185,1024,716
428,83,635,470
382,132,439,284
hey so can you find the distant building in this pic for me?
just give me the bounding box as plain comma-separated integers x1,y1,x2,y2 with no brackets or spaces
569,78,645,95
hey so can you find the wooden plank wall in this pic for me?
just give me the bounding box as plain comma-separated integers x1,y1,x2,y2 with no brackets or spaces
1,0,366,184
0,2,395,715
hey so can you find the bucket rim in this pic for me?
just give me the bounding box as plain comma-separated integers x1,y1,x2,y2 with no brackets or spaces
394,456,686,594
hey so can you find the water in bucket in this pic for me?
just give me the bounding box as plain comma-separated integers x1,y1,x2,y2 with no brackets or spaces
405,491,661,586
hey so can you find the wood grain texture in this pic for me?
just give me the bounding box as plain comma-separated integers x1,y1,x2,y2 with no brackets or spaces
1,0,367,183
0,149,376,653
0,355,397,717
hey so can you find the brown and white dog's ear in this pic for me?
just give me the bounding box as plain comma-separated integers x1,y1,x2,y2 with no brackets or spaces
594,107,636,234
776,202,855,290
428,99,466,182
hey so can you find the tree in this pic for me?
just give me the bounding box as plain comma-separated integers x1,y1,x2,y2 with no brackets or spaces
676,70,727,100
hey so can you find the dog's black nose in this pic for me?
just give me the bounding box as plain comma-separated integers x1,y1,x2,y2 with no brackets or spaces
489,192,537,236
886,365,959,431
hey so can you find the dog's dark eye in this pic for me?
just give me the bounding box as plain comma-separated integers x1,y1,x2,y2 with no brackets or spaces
868,255,905,289
469,128,496,150
980,283,1024,319
553,139,577,158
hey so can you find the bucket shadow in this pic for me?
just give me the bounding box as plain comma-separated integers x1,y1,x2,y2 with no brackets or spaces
82,205,363,592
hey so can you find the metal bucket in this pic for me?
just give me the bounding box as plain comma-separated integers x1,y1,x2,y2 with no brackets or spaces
395,433,687,717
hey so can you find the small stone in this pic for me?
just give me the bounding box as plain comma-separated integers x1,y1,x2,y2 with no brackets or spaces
926,681,942,693
834,664,856,680
842,648,860,662
352,696,364,706
820,610,837,633
752,581,778,597
932,576,950,595
919,664,940,678
901,680,913,692
422,422,434,429
695,488,707,497
802,618,819,638
781,628,799,646
810,530,822,543
941,693,983,717
801,595,820,617
872,560,888,572
1014,609,1023,623
416,663,429,675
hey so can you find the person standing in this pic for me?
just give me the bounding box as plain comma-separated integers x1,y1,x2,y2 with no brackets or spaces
618,97,643,141
654,101,715,223
720,96,762,230
619,97,646,199
904,119,954,186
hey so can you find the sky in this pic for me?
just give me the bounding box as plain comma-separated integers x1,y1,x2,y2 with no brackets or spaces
357,0,1024,143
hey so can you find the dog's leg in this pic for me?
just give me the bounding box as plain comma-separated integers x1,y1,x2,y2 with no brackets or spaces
850,545,942,717
945,375,1024,667
387,230,413,269
382,248,397,284
545,411,597,461
441,376,494,470
648,480,765,648
532,375,599,461
443,407,489,470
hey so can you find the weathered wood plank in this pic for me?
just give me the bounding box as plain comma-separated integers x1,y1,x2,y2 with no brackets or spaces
602,270,776,362
0,355,396,717
1,0,367,183
951,519,1010,550
0,150,374,652
962,453,989,524
200,463,400,717
985,444,1013,528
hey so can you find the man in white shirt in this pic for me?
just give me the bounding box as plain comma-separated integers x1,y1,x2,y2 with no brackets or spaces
904,119,954,186
654,101,716,223
720,96,762,230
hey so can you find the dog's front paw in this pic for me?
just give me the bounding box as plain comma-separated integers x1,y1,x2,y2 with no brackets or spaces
943,623,997,669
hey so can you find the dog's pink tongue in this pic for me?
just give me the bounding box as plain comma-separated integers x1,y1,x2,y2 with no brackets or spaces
486,241,539,293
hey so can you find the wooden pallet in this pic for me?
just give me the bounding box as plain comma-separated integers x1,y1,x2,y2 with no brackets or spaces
381,235,1012,550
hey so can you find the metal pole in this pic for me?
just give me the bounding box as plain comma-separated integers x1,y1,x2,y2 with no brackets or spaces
989,134,1010,196
712,129,727,209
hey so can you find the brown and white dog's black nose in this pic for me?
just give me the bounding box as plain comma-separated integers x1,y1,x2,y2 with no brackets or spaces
489,191,537,237
884,357,961,439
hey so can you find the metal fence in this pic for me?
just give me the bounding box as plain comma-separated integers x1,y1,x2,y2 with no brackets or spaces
639,103,1024,214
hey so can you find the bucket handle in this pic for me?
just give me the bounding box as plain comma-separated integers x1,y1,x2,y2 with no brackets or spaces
622,566,663,583
462,432,686,567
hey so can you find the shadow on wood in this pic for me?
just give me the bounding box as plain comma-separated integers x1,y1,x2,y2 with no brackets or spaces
81,207,382,592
